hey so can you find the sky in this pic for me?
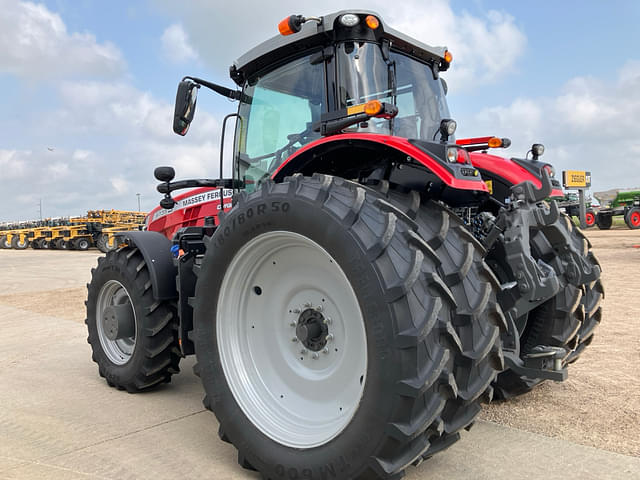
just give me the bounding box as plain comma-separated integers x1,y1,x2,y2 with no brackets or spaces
1,0,639,222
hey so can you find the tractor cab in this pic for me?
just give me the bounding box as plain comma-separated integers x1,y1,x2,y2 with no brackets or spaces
168,10,468,202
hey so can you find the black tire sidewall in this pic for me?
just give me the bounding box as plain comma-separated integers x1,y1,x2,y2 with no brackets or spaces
194,192,401,478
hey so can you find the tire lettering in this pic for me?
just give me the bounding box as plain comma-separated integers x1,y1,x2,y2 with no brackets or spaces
247,207,253,218
282,202,290,212
258,204,266,215
272,201,280,212
238,213,245,224
320,463,336,479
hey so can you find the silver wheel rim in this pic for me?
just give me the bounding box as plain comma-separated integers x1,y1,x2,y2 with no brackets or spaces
217,231,368,448
96,280,137,365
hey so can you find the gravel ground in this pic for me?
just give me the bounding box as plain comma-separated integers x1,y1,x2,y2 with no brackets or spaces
0,226,638,457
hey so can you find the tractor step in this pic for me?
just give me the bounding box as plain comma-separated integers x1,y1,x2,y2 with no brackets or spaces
503,346,568,382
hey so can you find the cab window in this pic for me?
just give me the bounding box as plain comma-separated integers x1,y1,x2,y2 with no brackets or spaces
235,54,325,191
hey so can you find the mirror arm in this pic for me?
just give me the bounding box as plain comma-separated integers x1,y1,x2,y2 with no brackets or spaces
184,76,241,101
157,178,244,194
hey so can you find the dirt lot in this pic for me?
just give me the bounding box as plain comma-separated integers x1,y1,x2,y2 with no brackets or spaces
481,227,640,457
0,226,638,462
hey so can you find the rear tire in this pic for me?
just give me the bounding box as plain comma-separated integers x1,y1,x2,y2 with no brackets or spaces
624,207,640,229
193,175,489,479
85,247,181,391
596,212,612,230
0,235,10,249
73,238,91,251
367,182,504,458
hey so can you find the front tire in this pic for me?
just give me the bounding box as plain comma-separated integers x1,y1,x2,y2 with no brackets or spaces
10,236,29,249
86,247,181,391
193,175,462,479
625,207,640,229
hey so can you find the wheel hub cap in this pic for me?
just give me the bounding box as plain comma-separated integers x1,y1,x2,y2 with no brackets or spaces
296,308,328,351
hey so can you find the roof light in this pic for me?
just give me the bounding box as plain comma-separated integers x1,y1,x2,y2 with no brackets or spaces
278,15,305,36
364,100,382,116
365,15,379,29
444,50,453,63
340,14,360,27
488,137,502,148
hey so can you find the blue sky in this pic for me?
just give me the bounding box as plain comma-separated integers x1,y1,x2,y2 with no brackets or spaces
1,0,639,222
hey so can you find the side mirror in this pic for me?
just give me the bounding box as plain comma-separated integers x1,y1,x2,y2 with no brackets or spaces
173,80,199,136
154,166,175,182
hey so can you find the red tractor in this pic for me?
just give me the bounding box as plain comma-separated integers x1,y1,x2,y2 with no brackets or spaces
86,11,602,479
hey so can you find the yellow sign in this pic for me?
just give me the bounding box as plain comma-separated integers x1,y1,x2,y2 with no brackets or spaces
485,179,493,194
562,170,591,189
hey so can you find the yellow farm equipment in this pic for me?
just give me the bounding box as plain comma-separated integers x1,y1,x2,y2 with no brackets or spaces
0,210,147,251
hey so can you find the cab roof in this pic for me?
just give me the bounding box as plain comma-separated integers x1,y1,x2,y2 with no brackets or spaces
230,10,449,86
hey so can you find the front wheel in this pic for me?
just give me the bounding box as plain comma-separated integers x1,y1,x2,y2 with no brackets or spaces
193,175,463,479
86,247,181,391
585,208,596,228
625,207,640,229
11,236,29,249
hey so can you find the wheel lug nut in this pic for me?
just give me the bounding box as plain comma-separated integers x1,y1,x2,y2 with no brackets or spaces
289,321,296,327
323,317,332,325
326,334,334,342
312,352,319,359
322,347,329,354
292,338,298,343
300,348,307,355
315,305,323,312
304,302,312,308
292,308,300,314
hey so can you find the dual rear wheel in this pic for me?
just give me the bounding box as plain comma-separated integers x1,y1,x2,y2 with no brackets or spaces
192,175,503,479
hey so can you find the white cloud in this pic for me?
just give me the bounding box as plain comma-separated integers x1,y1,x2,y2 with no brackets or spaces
152,0,526,90
461,60,640,192
0,0,125,79
161,23,198,64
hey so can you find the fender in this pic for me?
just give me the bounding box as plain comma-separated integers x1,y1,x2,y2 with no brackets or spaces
114,230,178,300
272,133,489,193
470,152,564,199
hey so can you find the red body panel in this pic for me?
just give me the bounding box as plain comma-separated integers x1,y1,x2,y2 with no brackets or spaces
146,187,232,240
470,152,564,197
272,133,489,192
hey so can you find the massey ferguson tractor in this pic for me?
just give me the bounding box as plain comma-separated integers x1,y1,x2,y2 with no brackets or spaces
86,11,603,479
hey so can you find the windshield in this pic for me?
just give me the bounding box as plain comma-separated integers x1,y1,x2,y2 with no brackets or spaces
336,42,451,141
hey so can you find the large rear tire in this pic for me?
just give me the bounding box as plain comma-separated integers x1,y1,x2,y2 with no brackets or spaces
86,247,181,392
367,182,504,458
193,175,496,479
0,235,10,249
